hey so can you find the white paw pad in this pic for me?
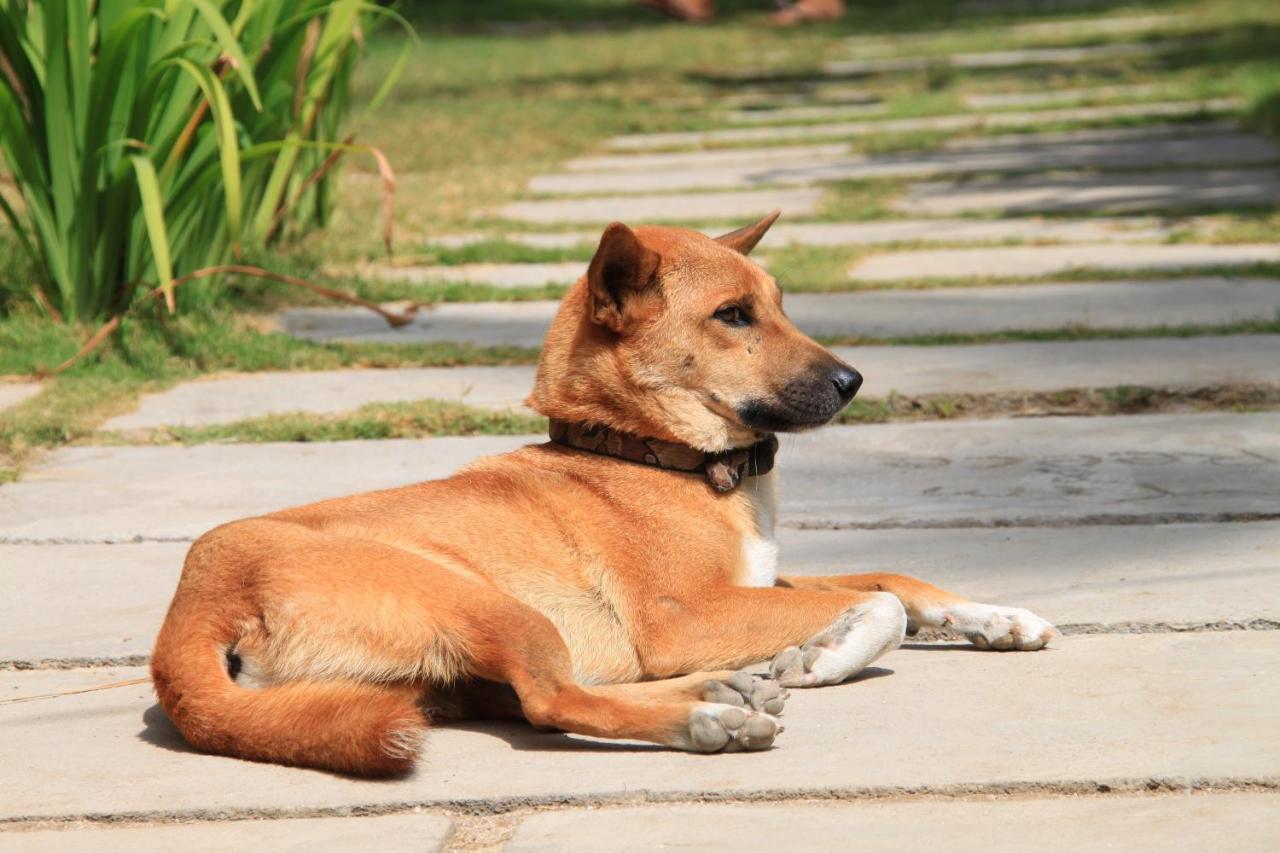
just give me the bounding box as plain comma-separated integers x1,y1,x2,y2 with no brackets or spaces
769,592,907,687
682,703,782,753
949,604,1057,651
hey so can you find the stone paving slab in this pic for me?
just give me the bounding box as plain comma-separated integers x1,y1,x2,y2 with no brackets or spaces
572,122,1235,175
852,243,1280,281
834,335,1280,397
963,82,1165,109
0,542,185,665
103,366,538,431
0,814,453,852
768,216,1172,245
823,39,1185,77
0,382,41,413
99,335,1280,434
2,633,1275,821
776,411,1280,528
433,217,1172,251
3,412,1277,542
534,131,1277,195
606,99,1239,149
342,261,586,288
566,142,851,173
5,520,1274,667
895,168,1280,215
499,188,822,224
282,278,1280,348
507,794,1280,853
777,522,1280,628
941,120,1238,149
0,436,531,544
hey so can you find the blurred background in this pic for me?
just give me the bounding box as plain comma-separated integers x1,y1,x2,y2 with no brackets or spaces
1,0,1278,465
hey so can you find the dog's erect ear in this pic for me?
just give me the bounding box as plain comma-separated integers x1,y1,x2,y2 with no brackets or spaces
587,222,660,333
714,209,781,256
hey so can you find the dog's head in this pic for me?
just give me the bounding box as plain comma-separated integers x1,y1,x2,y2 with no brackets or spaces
527,211,861,452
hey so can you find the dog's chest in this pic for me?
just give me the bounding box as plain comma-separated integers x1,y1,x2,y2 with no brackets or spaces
734,471,779,588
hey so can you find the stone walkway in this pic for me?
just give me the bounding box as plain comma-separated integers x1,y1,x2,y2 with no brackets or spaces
895,168,1280,215
436,216,1173,250
603,99,1239,150
284,278,1280,347
532,127,1278,195
500,187,822,224
851,243,1280,280
4,7,1278,849
100,336,1280,431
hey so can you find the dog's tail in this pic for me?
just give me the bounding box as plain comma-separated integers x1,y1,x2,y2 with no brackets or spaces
150,537,426,777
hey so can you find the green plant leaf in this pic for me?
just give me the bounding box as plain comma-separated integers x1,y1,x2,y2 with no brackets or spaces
165,57,244,249
130,154,175,311
188,0,263,111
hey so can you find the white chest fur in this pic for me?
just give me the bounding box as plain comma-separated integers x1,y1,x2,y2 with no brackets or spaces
736,470,780,588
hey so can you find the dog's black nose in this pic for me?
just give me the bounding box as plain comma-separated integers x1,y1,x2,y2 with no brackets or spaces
832,365,862,401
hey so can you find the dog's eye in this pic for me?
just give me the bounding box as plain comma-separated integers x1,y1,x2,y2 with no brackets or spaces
713,305,750,327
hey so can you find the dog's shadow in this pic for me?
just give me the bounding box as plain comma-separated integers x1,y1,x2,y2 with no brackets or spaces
139,666,900,760
139,702,672,757
138,703,202,757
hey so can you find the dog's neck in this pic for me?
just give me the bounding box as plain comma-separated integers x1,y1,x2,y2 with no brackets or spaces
549,419,777,493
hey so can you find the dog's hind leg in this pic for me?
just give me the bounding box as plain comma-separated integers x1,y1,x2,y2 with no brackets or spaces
592,670,788,716
459,595,783,753
779,573,1057,651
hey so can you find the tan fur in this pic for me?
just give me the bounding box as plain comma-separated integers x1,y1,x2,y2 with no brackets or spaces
151,213,1052,776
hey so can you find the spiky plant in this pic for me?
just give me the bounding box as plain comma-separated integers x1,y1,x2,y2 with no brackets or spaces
0,0,409,323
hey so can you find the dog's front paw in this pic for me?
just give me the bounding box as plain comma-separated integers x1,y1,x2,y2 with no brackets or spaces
680,703,782,753
701,671,787,715
770,592,906,687
949,604,1057,651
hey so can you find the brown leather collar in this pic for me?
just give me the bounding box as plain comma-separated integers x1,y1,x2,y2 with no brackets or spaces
548,419,778,493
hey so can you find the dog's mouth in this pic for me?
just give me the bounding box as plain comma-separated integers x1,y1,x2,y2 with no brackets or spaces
734,365,862,433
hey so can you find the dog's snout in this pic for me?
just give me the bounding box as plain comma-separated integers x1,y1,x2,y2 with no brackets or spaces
831,365,862,402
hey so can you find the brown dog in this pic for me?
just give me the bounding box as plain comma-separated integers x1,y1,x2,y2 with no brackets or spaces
151,212,1055,776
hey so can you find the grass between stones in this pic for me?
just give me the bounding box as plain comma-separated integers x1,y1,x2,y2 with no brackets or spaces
836,384,1280,425
0,307,537,473
83,383,1280,449
106,400,548,447
815,317,1280,347
4,306,1278,475
324,256,1280,301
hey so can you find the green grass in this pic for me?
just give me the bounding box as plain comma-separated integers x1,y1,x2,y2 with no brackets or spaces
5,304,1276,470
0,305,537,470
836,384,1280,425
816,316,1280,347
137,400,546,445
87,382,1280,447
